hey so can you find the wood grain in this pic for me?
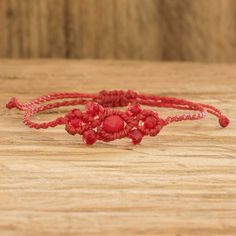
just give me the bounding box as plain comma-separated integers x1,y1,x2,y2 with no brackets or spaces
1,0,236,61
0,60,236,236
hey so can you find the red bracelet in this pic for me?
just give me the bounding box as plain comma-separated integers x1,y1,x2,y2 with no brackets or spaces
6,90,230,145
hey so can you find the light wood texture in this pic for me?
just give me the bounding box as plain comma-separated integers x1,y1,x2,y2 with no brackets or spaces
0,60,236,236
1,0,236,61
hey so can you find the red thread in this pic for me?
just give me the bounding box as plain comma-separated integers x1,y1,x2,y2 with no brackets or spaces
6,90,230,145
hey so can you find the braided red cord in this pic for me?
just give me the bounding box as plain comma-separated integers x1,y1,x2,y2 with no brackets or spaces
6,90,230,145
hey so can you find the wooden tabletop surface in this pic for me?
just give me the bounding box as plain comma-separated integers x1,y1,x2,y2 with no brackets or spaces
0,60,235,236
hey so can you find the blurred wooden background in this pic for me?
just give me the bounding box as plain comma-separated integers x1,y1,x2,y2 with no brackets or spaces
1,0,236,62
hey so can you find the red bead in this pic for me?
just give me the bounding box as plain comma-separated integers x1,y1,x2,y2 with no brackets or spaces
129,129,143,144
86,102,102,116
73,109,82,117
103,115,124,133
70,118,82,128
143,116,158,129
65,125,77,135
128,103,142,115
83,130,97,145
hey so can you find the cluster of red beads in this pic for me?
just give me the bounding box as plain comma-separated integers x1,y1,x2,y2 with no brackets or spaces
65,102,164,145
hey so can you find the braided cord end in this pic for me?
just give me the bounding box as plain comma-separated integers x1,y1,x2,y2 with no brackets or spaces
6,97,23,110
219,115,230,128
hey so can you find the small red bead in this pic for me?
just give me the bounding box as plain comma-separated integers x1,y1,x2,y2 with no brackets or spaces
74,109,82,117
103,115,124,133
129,129,143,144
143,116,158,129
66,127,77,135
70,118,82,128
128,103,142,115
86,102,102,116
83,130,97,145
66,112,75,120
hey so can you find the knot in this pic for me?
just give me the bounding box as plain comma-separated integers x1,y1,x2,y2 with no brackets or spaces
95,90,137,107
6,97,21,110
219,115,230,128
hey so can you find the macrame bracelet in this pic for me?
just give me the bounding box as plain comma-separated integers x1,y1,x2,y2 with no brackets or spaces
6,90,230,145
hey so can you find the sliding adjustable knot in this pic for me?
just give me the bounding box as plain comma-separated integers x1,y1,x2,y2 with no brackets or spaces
95,90,137,107
6,97,21,110
219,115,230,128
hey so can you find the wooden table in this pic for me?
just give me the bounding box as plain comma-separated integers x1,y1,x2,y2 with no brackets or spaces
0,60,235,236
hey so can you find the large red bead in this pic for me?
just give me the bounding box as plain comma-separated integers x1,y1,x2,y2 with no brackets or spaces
103,115,124,133
128,129,143,144
83,130,97,145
